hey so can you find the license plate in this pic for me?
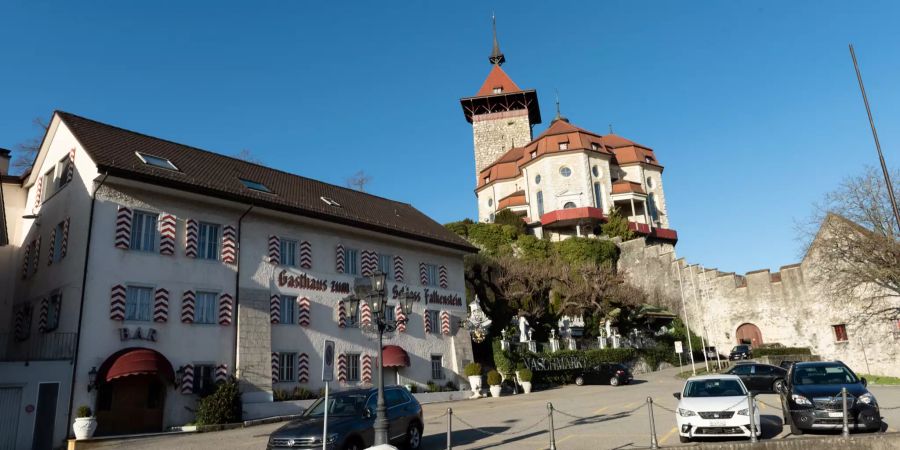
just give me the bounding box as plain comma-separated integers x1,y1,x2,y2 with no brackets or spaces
828,412,844,418
710,420,727,426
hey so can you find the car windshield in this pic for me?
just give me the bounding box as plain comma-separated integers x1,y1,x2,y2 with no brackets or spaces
732,345,749,352
303,393,369,417
792,365,859,385
684,379,747,397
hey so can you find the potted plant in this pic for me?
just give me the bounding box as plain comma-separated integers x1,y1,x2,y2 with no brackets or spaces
518,368,533,394
464,362,482,398
72,405,97,440
487,370,502,398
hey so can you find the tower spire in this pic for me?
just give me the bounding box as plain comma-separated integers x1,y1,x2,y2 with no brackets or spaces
489,13,506,66
553,89,569,123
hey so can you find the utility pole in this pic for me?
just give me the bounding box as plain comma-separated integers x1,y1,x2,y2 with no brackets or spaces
849,44,900,233
675,262,697,375
688,265,710,373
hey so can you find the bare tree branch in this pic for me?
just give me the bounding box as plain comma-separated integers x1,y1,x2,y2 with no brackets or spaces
11,117,49,172
346,170,372,192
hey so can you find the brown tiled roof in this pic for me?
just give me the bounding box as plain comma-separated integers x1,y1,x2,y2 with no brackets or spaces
611,180,645,195
497,190,526,209
56,111,477,253
475,65,522,97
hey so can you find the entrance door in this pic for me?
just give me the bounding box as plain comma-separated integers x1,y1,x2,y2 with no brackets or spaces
31,383,59,450
95,375,165,436
735,323,763,347
0,387,22,450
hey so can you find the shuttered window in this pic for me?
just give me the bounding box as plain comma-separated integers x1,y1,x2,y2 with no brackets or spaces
195,291,218,324
130,211,158,252
347,354,361,382
279,353,296,382
125,286,153,321
197,222,220,260
427,310,440,335
280,239,298,267
280,295,297,324
378,254,393,279
344,248,359,275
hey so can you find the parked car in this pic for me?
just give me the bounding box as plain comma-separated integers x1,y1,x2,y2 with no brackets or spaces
267,386,423,450
673,374,760,443
574,363,633,386
778,361,882,435
725,363,787,393
779,360,800,371
729,344,753,361
704,346,724,360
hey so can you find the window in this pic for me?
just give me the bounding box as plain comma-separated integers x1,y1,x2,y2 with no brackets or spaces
125,286,153,321
593,183,603,209
130,211,158,252
320,196,342,207
239,178,271,193
42,169,55,200
534,174,541,185
563,202,576,209
648,193,659,221
483,176,490,184
347,301,360,328
833,324,848,342
492,87,502,94
487,198,493,207
427,310,440,335
559,166,572,177
280,239,298,267
423,264,438,287
281,295,297,324
536,191,544,217
558,142,568,150
592,165,600,177
347,354,361,382
431,355,445,380
56,157,72,190
489,213,495,223
136,152,179,171
385,304,396,323
530,150,537,159
46,292,61,332
384,388,407,407
646,177,655,189
193,364,215,395
591,143,600,151
377,254,393,279
344,248,359,275
52,222,65,263
197,222,220,260
195,291,218,324
731,364,752,376
279,353,296,382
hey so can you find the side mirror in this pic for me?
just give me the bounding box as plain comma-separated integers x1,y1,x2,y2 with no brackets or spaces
861,377,868,387
673,392,681,400
363,407,374,419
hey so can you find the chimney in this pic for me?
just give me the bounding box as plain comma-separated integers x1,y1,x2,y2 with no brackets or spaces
0,148,10,176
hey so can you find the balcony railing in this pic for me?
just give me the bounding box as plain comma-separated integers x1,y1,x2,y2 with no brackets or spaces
0,332,77,362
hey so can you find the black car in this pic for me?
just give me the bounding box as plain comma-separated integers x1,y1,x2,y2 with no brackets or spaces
725,363,787,393
729,344,753,361
779,360,800,371
778,361,882,435
267,386,423,450
574,363,633,386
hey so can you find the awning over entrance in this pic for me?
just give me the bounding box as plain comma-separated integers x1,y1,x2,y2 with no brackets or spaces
382,345,410,368
99,348,176,384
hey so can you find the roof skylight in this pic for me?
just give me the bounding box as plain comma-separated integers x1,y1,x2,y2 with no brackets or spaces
320,196,341,207
239,178,271,193
136,152,179,171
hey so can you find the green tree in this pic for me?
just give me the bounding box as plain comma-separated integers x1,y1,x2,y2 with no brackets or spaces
555,237,619,266
492,209,526,235
601,208,634,240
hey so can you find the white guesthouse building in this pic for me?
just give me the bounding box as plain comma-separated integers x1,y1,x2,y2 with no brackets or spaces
0,111,476,449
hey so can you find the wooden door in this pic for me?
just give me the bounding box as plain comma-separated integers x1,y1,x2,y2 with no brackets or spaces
96,375,165,435
735,323,762,346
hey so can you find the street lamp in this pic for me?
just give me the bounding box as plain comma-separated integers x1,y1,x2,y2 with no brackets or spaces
346,271,414,446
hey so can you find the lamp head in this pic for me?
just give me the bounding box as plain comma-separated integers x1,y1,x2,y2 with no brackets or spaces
370,271,387,293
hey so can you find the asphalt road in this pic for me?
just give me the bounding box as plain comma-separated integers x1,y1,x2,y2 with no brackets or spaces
89,364,900,450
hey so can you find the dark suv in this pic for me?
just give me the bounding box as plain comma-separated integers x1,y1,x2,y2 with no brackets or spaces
267,386,423,450
574,363,634,387
778,361,882,434
729,344,752,361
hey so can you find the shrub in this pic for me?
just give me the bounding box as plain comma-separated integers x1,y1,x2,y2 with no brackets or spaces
516,235,552,260
555,237,619,266
292,387,315,400
426,381,440,393
464,362,482,377
408,384,419,394
518,369,533,382
76,405,92,418
495,353,513,376
195,378,242,425
601,208,634,240
487,370,502,386
273,388,289,402
493,209,526,235
444,381,458,391
753,347,812,357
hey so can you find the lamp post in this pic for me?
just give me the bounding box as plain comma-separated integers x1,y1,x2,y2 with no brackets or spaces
346,271,414,446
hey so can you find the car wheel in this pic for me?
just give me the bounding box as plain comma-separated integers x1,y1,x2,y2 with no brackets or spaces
679,436,691,443
406,423,423,449
575,376,585,386
343,439,363,450
609,377,620,387
772,379,784,393
789,416,803,435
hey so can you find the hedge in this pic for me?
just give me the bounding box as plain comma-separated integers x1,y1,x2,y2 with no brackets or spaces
514,346,679,386
753,347,812,357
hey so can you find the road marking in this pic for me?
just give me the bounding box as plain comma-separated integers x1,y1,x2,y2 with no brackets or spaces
759,402,766,410
659,426,678,444
535,434,574,450
592,406,609,415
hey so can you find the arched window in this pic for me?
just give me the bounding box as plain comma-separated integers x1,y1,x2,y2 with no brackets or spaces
646,177,655,189
536,191,545,217
559,166,572,177
563,202,576,209
593,182,603,209
592,165,600,177
535,174,541,185
648,193,659,221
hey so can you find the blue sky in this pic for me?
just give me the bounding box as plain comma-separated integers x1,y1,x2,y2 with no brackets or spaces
2,1,899,274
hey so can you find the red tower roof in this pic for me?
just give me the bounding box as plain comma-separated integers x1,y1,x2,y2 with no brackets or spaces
475,65,522,97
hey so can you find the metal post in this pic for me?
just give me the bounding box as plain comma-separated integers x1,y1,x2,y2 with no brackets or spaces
374,314,388,445
446,408,453,450
675,263,697,375
647,397,659,449
842,387,850,438
748,392,758,443
547,402,557,450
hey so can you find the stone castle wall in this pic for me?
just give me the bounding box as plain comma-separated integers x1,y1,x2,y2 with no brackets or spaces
618,238,900,376
472,109,531,181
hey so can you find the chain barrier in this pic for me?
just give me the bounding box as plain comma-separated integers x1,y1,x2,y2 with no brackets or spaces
452,411,548,437
553,401,647,422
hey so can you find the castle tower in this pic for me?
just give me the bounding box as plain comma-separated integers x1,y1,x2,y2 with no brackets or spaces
460,16,541,182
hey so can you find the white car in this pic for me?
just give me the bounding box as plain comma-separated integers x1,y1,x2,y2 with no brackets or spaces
674,374,761,443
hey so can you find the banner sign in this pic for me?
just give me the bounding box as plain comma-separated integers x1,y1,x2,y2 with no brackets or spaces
675,341,684,354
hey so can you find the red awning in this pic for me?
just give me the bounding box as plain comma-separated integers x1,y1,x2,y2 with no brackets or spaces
100,348,176,384
382,345,410,368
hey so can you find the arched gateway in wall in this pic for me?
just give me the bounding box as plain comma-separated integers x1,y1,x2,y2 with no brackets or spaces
735,323,763,346
94,347,176,436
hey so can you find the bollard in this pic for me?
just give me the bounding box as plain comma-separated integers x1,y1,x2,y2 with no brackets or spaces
842,387,850,438
547,402,557,450
647,397,658,449
748,392,758,443
446,408,453,450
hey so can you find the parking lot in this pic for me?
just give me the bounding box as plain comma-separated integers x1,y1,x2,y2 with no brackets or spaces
89,364,900,450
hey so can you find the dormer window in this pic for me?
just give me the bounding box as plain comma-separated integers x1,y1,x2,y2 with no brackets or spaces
493,87,503,94
591,143,600,151
136,152,179,171
530,151,537,159
559,142,568,150
320,196,341,207
483,176,490,184
645,157,653,163
239,178,271,193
